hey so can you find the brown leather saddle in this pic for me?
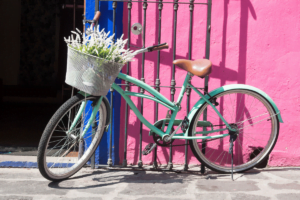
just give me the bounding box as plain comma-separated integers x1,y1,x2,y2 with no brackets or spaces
173,59,212,78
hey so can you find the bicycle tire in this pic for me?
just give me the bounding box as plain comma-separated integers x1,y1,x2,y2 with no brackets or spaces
189,89,279,173
37,94,107,181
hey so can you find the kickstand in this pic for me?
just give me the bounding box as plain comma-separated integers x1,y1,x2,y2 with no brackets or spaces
229,137,234,181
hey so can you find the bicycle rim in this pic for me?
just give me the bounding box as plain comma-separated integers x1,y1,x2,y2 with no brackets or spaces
38,95,107,180
189,89,279,173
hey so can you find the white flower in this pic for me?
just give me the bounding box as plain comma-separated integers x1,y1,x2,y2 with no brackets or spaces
65,26,136,64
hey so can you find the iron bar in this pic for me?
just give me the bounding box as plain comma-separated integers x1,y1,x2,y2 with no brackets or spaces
73,0,77,31
184,79,190,171
201,0,212,174
108,1,118,167
107,87,114,166
96,0,207,5
90,0,99,169
69,0,77,103
138,0,148,168
153,0,163,169
112,1,117,37
95,0,99,20
122,0,132,167
183,0,194,171
91,120,97,168
168,0,179,171
91,102,96,169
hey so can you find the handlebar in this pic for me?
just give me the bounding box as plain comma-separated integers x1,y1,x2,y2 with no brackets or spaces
148,43,169,52
133,43,169,56
93,11,101,22
92,11,101,27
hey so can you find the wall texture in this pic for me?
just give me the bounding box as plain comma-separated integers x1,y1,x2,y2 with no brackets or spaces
119,0,300,166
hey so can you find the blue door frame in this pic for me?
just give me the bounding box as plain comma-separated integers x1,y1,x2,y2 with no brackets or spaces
85,0,123,165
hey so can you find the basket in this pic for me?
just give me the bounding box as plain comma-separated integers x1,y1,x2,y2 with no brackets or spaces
65,47,124,96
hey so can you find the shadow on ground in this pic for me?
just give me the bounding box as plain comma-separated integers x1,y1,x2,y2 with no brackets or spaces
47,166,266,190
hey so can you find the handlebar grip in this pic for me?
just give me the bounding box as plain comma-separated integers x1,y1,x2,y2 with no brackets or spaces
93,11,101,22
152,43,169,51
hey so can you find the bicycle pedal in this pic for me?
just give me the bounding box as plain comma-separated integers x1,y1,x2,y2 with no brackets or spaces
142,150,149,155
142,143,156,155
145,143,153,151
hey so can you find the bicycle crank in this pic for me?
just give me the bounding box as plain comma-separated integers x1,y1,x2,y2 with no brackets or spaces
152,122,175,147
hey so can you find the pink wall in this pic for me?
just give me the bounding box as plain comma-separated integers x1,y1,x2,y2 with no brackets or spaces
119,0,300,166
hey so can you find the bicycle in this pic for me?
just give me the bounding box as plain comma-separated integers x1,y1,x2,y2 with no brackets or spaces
37,15,283,182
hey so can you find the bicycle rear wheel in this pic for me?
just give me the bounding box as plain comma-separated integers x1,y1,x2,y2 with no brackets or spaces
37,94,107,181
189,89,279,173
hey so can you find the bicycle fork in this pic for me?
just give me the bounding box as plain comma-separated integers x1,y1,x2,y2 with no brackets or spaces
66,96,104,140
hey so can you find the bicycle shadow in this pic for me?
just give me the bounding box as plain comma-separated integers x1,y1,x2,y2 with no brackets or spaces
48,169,187,190
47,167,268,190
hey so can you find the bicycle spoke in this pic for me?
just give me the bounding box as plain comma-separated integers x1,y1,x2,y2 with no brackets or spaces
236,112,269,126
190,89,278,172
238,114,275,131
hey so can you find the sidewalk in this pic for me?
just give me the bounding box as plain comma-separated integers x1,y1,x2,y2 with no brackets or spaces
1,162,300,200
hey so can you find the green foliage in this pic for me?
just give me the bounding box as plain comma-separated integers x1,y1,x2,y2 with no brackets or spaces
72,44,123,63
65,28,135,64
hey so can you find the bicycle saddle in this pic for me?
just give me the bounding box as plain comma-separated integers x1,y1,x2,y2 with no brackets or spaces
173,59,212,78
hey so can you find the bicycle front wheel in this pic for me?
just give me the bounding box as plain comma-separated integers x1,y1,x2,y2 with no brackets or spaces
37,94,107,181
189,89,279,173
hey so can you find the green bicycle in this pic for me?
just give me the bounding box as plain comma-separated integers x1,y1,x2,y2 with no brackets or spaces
37,41,282,181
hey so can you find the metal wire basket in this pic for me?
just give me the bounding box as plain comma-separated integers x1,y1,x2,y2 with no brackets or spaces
65,47,124,96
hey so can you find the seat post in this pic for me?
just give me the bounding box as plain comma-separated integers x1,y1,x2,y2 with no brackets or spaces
175,73,192,105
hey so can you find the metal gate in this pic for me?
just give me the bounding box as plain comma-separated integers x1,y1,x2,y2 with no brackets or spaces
90,0,212,173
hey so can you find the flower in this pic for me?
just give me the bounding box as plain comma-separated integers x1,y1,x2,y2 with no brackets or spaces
65,26,136,64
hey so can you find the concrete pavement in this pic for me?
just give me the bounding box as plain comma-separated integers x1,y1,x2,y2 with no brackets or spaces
1,165,300,200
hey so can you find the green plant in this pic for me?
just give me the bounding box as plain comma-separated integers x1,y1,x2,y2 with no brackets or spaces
64,27,135,64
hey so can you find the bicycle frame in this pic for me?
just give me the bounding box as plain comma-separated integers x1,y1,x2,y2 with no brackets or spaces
111,72,233,140
68,71,283,140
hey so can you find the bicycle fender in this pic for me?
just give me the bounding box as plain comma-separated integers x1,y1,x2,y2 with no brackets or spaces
78,91,111,127
186,84,283,136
